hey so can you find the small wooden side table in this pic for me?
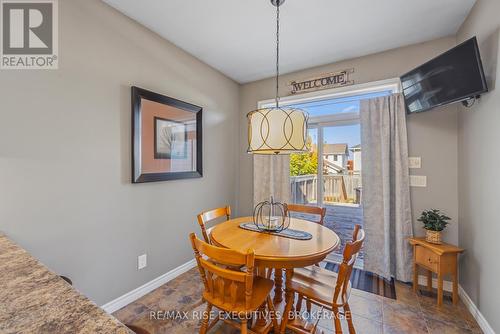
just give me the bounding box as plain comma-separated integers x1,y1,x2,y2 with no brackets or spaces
408,237,464,306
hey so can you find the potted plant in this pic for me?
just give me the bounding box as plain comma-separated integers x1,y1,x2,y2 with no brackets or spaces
418,209,450,244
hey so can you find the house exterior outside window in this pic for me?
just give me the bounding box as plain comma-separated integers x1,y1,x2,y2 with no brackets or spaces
350,144,362,172
323,143,348,174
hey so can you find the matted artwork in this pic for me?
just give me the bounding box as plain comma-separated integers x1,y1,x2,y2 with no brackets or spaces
132,86,202,183
154,117,187,160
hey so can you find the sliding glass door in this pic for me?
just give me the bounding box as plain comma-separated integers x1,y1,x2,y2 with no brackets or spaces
285,83,398,264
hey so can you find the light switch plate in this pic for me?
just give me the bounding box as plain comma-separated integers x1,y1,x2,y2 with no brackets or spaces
409,157,421,169
410,175,427,187
138,254,147,270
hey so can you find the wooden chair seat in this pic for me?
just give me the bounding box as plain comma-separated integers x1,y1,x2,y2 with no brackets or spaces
291,266,352,306
203,276,274,313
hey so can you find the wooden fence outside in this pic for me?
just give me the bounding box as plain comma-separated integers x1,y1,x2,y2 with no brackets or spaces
290,173,362,205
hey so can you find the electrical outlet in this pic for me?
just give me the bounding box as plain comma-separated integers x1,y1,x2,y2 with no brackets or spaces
409,157,421,169
138,254,147,270
410,175,427,187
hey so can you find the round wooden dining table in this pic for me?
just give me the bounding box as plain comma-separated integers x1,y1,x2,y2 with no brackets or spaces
210,216,341,304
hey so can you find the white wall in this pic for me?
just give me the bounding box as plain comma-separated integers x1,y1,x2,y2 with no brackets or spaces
0,0,239,305
238,37,460,245
457,0,500,331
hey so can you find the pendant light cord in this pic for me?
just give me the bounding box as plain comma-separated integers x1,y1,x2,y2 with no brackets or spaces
275,1,280,108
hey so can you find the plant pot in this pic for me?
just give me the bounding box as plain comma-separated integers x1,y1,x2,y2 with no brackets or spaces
426,230,442,244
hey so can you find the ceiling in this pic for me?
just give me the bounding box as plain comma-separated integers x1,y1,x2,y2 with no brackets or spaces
103,0,476,84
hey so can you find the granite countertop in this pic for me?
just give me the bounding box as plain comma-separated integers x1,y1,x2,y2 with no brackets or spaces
0,234,132,334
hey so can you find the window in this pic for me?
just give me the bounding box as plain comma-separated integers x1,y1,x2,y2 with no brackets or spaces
257,78,401,206
259,78,401,265
280,79,400,206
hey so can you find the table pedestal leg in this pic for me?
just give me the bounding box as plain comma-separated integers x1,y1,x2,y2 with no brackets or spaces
273,268,283,304
285,268,295,311
280,268,296,333
253,267,271,332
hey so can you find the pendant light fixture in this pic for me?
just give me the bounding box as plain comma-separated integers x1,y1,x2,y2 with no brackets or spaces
247,0,309,155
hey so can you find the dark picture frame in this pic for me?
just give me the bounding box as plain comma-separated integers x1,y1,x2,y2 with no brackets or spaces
132,86,203,183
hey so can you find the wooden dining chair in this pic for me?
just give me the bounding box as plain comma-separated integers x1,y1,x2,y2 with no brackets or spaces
286,204,327,285
197,206,231,244
190,233,278,334
280,225,365,334
284,204,327,225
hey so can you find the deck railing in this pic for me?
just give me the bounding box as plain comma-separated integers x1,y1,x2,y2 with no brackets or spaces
290,173,362,205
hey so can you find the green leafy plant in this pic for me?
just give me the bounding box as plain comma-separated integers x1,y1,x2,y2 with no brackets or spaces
418,209,451,232
290,135,318,176
290,150,318,176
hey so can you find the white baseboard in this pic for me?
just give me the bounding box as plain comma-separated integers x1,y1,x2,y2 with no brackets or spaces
101,259,196,314
416,275,495,333
458,286,496,334
417,274,453,292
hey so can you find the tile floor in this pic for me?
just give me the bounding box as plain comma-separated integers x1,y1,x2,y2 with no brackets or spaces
114,268,482,334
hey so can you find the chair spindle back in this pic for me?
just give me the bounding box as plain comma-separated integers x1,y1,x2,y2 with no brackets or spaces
284,204,327,225
332,224,365,306
190,233,254,309
197,206,231,244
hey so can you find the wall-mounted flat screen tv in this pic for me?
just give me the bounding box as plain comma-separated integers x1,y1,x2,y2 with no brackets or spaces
401,37,488,114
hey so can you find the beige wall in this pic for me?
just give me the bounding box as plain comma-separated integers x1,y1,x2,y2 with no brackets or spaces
0,0,239,305
457,0,500,331
238,37,460,244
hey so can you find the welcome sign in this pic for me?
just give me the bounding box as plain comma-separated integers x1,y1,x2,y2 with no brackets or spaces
289,69,354,94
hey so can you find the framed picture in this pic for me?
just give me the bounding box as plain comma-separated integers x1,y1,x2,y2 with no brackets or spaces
132,86,202,183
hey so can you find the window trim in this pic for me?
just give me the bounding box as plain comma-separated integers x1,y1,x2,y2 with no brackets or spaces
258,77,401,108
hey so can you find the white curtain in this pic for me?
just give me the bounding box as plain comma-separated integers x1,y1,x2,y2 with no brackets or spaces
253,155,291,206
360,93,413,282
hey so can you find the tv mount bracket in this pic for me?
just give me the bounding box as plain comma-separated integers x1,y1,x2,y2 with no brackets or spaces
462,95,481,108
